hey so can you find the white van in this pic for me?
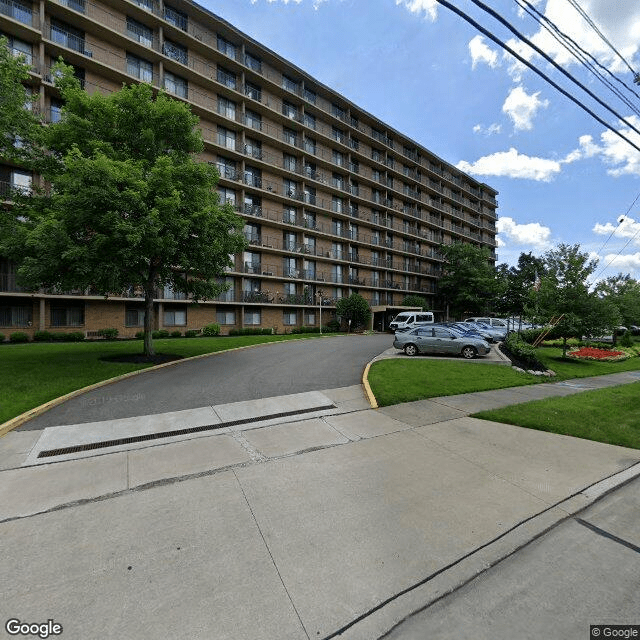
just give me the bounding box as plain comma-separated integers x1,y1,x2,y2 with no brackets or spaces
389,311,434,332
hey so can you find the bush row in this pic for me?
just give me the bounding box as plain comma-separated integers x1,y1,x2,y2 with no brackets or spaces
503,332,546,370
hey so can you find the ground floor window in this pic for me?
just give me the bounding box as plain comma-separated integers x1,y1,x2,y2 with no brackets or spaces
304,313,316,325
283,311,297,326
125,306,145,327
0,304,32,327
216,310,236,325
50,304,84,327
244,309,261,326
164,307,186,326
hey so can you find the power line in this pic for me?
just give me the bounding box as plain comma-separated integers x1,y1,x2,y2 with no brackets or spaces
514,0,640,118
565,0,637,77
466,0,640,142
431,0,640,156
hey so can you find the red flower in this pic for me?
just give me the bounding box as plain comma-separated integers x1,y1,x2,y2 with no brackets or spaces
568,347,625,360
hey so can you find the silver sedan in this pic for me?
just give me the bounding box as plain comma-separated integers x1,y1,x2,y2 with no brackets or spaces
393,326,491,359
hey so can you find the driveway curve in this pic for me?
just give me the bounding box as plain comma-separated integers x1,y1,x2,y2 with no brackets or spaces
20,334,391,431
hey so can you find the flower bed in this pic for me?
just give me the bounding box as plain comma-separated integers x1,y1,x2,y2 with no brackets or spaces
567,346,629,362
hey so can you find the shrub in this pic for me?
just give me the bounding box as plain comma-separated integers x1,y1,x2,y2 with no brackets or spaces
97,327,118,340
9,332,29,343
185,329,199,338
504,332,545,370
170,330,182,338
152,329,170,339
135,331,145,339
66,331,85,342
326,319,341,332
620,330,634,348
33,330,53,342
0,332,5,343
228,327,273,336
201,323,221,337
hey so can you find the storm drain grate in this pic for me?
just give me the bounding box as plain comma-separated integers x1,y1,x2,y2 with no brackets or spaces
37,403,336,459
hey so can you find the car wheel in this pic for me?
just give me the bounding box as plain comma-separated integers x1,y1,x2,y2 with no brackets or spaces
404,343,418,357
461,345,477,359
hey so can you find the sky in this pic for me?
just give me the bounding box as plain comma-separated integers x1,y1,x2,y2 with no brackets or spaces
200,0,640,283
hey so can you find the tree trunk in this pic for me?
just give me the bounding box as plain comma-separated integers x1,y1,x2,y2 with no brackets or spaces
562,336,568,358
143,285,155,356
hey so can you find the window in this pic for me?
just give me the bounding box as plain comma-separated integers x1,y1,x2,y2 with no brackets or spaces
332,196,343,213
50,99,64,123
332,150,344,167
164,5,187,31
50,19,86,54
135,0,154,12
303,185,316,205
218,186,236,205
126,53,153,82
243,251,261,273
163,39,187,64
303,87,316,104
6,169,32,194
6,36,32,64
245,109,262,130
332,172,344,190
283,311,297,326
216,157,237,180
244,165,261,188
217,310,236,325
372,148,383,162
0,304,32,327
303,260,316,280
304,312,316,325
244,309,261,326
245,81,261,101
304,162,317,180
331,264,343,283
217,66,236,89
283,256,297,277
164,307,186,326
164,71,187,98
283,206,297,225
244,137,262,159
127,17,153,47
244,222,260,244
1,0,33,25
283,178,298,198
332,103,346,121
332,219,343,236
283,231,297,251
283,154,297,172
244,194,262,216
283,127,298,147
50,304,84,327
332,126,345,144
282,74,299,94
244,51,262,72
303,211,316,229
217,96,236,120
304,137,316,155
304,236,316,254
62,0,86,12
217,35,236,60
125,306,145,327
303,112,316,130
163,283,187,300
217,126,236,150
282,100,298,120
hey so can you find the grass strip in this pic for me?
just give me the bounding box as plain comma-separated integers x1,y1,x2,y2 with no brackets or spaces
472,383,640,450
0,334,332,424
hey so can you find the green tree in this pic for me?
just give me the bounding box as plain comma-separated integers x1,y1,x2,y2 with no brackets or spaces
438,242,499,319
2,65,246,356
495,252,547,320
401,294,429,310
336,293,372,331
532,244,620,355
0,36,42,166
595,274,640,327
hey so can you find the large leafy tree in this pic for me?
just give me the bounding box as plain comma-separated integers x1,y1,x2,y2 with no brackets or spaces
336,293,372,331
595,274,640,328
2,64,246,356
495,252,547,319
532,244,620,355
437,242,499,319
401,294,429,310
0,36,42,165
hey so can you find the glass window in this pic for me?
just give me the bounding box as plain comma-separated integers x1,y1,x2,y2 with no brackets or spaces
304,137,316,155
50,304,84,327
0,304,32,327
164,71,187,98
283,311,297,326
244,137,262,159
217,35,236,60
283,178,298,198
245,109,262,130
2,0,33,25
217,126,236,150
332,150,344,166
244,165,261,188
303,112,316,130
126,53,153,82
127,17,153,47
50,19,86,54
217,96,236,120
244,51,262,72
282,74,299,94
164,5,187,30
163,39,187,64
218,186,236,205
282,206,297,225
125,306,145,327
50,99,64,123
7,36,32,64
332,126,345,144
216,156,237,180
303,87,316,104
244,309,261,326
164,308,186,326
216,65,236,89
245,81,261,101
332,196,343,213
283,127,297,147
282,100,298,120
332,103,346,120
283,154,297,172
216,310,236,325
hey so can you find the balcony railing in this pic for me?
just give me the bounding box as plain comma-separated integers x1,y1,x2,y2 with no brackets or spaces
1,0,35,25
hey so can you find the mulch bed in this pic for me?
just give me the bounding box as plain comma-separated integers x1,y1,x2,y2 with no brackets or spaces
100,353,184,365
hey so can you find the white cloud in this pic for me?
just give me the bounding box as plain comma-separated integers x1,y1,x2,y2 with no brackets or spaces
601,252,640,272
468,35,499,70
473,123,502,136
502,86,549,131
497,216,552,249
395,0,438,21
456,148,562,181
250,0,328,7
593,216,640,245
563,117,640,176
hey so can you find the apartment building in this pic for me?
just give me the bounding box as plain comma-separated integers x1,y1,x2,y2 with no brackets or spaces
0,0,498,337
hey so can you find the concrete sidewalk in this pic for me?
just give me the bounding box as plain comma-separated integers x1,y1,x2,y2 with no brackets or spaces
1,370,639,639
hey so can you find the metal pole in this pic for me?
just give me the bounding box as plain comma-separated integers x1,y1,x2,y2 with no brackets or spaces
319,292,322,334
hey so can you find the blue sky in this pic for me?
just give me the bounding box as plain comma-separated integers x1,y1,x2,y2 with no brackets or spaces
201,0,640,282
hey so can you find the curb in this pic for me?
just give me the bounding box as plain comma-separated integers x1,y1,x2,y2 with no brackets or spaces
0,335,345,438
361,361,378,409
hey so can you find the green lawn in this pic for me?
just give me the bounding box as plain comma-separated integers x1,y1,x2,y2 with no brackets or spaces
368,347,640,407
472,383,640,449
0,334,333,424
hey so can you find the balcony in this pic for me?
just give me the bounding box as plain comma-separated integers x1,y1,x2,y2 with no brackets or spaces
1,0,35,25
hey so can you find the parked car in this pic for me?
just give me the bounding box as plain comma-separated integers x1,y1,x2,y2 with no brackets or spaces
392,326,491,359
446,322,496,343
460,321,504,343
389,311,434,332
629,325,640,336
465,317,509,330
